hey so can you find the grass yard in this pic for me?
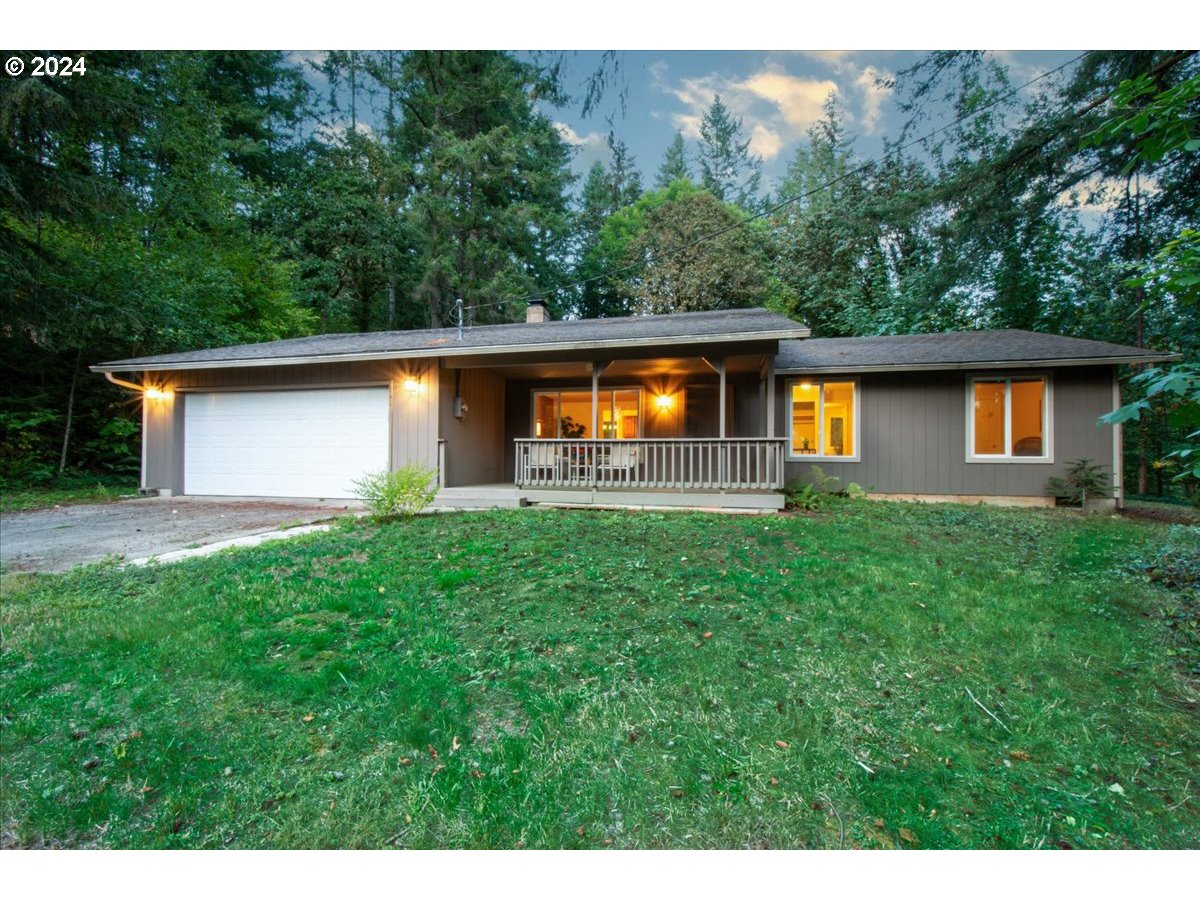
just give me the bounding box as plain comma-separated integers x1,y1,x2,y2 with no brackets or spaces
1,501,1198,849
1,476,140,513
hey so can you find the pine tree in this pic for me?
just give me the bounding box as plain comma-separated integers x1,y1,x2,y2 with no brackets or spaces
605,134,643,208
655,132,690,187
697,95,762,210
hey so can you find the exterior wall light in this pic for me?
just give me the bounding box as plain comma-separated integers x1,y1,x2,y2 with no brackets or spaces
655,393,674,411
144,387,171,400
403,378,420,394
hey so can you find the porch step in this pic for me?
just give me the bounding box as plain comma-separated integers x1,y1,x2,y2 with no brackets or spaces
435,486,527,509
522,487,785,511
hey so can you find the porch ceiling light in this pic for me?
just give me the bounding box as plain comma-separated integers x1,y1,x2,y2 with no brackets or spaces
655,393,673,411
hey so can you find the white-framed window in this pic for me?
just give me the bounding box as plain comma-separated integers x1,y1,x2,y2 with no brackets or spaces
966,375,1052,462
532,387,642,439
787,378,859,460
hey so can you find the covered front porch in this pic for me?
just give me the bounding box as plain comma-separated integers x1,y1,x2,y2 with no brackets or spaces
434,347,787,511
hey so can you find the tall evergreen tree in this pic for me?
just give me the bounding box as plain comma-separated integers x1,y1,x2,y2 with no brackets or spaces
393,51,574,326
605,134,643,208
655,131,690,187
696,95,762,210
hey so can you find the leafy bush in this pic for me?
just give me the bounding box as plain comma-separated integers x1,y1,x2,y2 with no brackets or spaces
784,465,860,511
353,464,439,518
1047,459,1110,508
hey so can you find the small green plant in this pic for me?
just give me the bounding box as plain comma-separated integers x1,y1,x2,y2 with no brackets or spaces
1047,459,1110,509
844,481,866,499
785,465,842,511
353,464,439,518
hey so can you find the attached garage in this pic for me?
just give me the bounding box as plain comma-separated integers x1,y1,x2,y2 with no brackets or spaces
183,387,390,499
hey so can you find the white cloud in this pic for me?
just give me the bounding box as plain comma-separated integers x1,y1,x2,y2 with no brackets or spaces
553,121,611,174
554,121,605,149
748,123,784,160
651,61,835,159
1057,172,1158,216
797,50,858,74
735,68,838,130
854,66,893,134
313,120,373,144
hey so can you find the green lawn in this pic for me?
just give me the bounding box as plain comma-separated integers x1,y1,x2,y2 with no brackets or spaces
1,502,1197,849
1,476,140,513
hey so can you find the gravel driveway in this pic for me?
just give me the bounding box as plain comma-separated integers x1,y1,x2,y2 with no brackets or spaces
1,497,358,573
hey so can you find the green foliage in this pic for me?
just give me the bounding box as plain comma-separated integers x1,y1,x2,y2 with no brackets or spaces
1128,228,1200,310
352,464,439,518
1102,365,1200,484
655,131,690,188
784,465,844,511
696,94,762,211
1,505,1197,848
1047,459,1112,507
1085,71,1200,167
579,179,787,317
0,474,139,513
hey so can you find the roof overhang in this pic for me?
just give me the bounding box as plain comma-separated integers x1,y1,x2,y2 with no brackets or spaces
91,326,811,374
775,354,1181,374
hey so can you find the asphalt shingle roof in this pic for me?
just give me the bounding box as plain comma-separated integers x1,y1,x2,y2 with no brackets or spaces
94,308,810,372
775,329,1177,372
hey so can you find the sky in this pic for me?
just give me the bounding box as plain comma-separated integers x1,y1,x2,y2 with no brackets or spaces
546,50,1080,191
297,50,1083,195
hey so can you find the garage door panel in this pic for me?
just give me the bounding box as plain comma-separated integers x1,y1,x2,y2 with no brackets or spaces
184,388,390,498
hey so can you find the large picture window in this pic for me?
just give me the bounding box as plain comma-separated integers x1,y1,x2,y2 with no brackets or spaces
968,376,1050,460
533,388,641,439
788,379,857,459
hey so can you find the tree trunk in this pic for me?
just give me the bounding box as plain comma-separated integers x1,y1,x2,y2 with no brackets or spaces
57,349,82,477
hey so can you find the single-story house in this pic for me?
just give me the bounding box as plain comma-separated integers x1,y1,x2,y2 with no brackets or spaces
92,303,1176,512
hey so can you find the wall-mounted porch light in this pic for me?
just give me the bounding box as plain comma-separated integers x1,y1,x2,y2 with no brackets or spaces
654,393,674,412
143,387,172,400
402,377,420,395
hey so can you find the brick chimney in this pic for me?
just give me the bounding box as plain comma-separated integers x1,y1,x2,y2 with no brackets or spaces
526,299,549,324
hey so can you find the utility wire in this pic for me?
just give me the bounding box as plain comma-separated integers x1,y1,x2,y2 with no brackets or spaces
464,51,1093,321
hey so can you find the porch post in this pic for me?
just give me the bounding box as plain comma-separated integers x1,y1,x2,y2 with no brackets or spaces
591,362,600,438
765,356,776,438
717,358,726,438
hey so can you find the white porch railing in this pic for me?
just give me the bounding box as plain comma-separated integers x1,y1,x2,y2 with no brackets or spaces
514,438,786,491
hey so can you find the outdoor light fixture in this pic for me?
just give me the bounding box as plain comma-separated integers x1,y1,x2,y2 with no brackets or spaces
403,377,420,394
655,393,674,411
143,387,170,400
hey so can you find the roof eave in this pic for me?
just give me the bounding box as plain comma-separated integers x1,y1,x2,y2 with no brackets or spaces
775,353,1181,374
92,326,813,373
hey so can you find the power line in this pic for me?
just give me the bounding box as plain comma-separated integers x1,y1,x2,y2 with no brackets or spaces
465,51,1091,320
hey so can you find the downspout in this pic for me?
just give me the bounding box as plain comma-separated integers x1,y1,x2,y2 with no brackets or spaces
103,372,147,491
104,372,145,393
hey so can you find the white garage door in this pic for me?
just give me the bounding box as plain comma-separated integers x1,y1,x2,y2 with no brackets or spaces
184,387,390,498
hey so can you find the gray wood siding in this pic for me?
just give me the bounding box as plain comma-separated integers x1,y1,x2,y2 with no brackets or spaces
142,360,439,494
439,367,506,486
777,366,1118,496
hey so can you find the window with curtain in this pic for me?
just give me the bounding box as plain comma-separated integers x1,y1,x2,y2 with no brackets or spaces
532,388,642,439
969,376,1048,459
788,379,857,459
